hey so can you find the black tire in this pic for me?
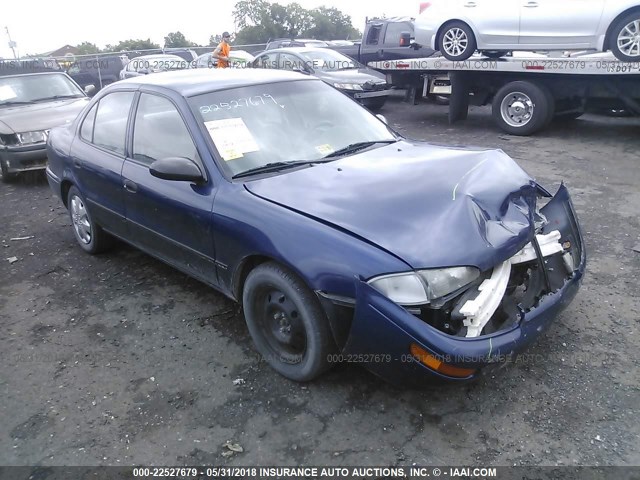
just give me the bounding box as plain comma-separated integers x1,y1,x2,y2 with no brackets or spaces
609,12,640,62
439,21,477,61
242,262,335,382
66,185,113,254
481,50,509,59
492,81,554,136
0,158,18,183
362,97,387,111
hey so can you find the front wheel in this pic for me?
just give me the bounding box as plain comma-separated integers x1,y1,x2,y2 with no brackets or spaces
242,262,335,382
439,22,477,61
0,159,18,183
67,186,113,254
610,13,640,62
492,81,554,136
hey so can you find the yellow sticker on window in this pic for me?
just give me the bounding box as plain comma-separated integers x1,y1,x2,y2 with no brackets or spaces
315,144,334,155
204,118,259,161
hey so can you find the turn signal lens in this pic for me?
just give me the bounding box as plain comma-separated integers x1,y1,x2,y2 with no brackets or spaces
410,343,477,378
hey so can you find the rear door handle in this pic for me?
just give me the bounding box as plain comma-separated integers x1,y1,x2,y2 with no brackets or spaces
73,158,82,168
523,1,538,7
464,1,477,6
123,179,138,193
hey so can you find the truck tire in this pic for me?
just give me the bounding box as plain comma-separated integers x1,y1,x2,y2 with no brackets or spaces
481,50,509,59
439,22,477,61
492,81,554,135
609,12,640,62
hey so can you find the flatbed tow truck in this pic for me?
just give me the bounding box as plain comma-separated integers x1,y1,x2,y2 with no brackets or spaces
370,53,640,135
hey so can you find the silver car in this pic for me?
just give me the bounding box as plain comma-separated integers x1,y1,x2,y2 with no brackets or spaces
414,0,640,61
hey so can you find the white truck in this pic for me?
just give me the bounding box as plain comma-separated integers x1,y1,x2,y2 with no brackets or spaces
370,53,640,135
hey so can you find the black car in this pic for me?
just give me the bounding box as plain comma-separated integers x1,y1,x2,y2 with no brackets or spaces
67,55,127,92
253,47,390,110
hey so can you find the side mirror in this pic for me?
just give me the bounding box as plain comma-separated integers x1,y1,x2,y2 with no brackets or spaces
399,32,412,47
149,157,204,183
376,114,388,125
84,84,96,96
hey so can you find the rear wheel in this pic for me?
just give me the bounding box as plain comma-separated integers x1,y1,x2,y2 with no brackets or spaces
492,81,554,135
610,12,640,62
242,262,335,382
362,97,387,111
67,186,113,254
439,22,477,61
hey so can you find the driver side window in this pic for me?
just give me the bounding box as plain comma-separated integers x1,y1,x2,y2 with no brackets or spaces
132,93,199,166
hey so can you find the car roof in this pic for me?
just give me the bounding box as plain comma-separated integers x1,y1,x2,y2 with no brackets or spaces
264,47,341,55
0,71,69,79
116,68,317,97
132,54,185,61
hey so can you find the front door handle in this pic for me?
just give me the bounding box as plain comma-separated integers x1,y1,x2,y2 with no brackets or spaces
523,1,538,7
464,1,477,6
123,179,138,193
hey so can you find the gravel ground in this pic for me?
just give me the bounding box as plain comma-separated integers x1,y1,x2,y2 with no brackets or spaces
0,93,639,468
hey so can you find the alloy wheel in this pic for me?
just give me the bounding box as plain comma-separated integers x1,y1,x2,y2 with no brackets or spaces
617,20,640,57
500,92,534,127
70,195,92,244
443,28,469,57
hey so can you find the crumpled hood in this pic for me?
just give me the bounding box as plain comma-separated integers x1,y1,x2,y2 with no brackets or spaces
245,141,538,271
0,97,88,134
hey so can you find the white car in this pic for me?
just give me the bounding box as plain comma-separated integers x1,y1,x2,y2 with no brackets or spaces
414,0,640,61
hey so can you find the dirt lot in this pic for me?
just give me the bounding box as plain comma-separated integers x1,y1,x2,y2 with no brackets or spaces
1,95,639,468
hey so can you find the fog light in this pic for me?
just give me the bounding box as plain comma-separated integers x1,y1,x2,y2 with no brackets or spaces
409,343,476,378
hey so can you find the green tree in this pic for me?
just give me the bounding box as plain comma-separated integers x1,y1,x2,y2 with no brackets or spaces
232,0,360,44
75,42,101,55
303,7,361,40
164,31,197,48
104,38,161,52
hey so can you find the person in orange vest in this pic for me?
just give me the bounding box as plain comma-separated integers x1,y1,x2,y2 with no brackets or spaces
212,32,231,68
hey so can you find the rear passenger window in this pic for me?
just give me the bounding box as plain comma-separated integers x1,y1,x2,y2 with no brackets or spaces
132,93,199,166
80,103,97,142
92,92,134,155
366,25,382,45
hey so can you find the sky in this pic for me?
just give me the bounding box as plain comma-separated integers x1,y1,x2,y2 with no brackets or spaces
1,0,420,58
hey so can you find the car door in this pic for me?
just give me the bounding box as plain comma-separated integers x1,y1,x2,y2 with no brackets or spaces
121,92,218,283
457,0,521,47
379,21,417,60
71,91,135,237
519,0,605,47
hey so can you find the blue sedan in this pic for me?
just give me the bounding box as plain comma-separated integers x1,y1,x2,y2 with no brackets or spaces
46,69,586,385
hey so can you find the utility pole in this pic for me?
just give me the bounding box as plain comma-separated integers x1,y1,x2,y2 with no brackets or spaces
5,26,18,59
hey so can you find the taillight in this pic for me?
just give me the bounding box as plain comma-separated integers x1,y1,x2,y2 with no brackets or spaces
419,2,431,13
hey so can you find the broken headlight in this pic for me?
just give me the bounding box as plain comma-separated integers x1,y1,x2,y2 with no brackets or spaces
368,267,480,306
17,130,47,145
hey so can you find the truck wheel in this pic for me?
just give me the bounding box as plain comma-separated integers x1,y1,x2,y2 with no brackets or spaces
492,81,554,135
481,50,509,59
439,22,476,61
0,158,18,183
610,12,640,62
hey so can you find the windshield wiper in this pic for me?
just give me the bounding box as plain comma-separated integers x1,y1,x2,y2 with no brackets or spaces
322,140,397,159
232,158,340,179
31,94,83,102
0,100,33,106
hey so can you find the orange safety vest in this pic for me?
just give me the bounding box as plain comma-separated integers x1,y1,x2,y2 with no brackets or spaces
216,42,230,68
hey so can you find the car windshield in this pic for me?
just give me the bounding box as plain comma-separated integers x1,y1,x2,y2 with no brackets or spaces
300,49,360,71
0,73,84,107
189,79,396,177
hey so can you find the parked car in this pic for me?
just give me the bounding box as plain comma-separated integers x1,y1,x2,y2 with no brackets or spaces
163,48,199,62
119,54,191,80
0,58,62,74
329,17,435,64
414,0,640,61
67,55,127,92
0,72,89,181
253,47,390,110
45,68,585,385
194,50,255,69
265,38,329,50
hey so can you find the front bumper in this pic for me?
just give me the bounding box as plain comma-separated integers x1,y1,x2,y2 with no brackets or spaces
342,185,586,386
1,144,48,173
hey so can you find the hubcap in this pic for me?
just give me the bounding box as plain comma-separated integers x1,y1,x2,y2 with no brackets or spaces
70,195,92,244
617,19,640,57
500,92,535,127
259,288,306,360
443,28,469,57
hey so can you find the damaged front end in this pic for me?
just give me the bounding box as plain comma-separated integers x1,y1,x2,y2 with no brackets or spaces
342,184,585,385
